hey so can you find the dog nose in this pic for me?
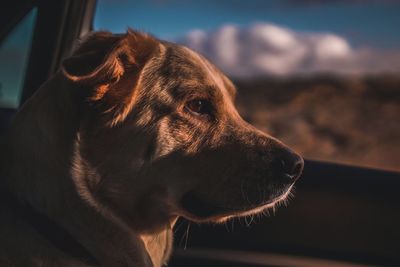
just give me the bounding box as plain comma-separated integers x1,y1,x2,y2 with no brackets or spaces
276,150,304,182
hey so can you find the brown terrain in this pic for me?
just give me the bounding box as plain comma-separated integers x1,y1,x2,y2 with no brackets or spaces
234,75,400,172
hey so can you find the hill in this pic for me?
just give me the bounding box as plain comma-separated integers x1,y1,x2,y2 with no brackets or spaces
234,75,400,172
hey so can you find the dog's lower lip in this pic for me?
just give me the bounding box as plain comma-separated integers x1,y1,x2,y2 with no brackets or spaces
180,191,278,219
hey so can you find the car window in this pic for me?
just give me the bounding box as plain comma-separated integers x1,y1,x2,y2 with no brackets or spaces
0,8,37,109
94,0,400,172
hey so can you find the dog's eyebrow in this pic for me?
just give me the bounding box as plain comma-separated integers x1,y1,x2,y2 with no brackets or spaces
171,83,223,101
182,47,237,101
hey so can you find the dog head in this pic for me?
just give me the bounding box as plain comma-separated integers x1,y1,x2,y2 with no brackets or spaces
62,30,303,231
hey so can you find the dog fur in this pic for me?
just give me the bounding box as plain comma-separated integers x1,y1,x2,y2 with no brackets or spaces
0,29,303,267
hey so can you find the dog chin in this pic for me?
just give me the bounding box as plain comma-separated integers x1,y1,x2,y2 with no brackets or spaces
179,185,294,223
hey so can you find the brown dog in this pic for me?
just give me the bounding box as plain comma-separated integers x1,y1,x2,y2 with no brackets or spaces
0,29,303,267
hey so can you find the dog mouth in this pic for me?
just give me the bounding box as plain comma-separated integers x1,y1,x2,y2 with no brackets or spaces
179,185,293,222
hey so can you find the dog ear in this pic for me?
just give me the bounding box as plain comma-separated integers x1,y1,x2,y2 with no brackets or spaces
62,29,157,85
61,29,159,125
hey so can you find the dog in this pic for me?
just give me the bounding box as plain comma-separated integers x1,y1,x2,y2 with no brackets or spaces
0,29,303,267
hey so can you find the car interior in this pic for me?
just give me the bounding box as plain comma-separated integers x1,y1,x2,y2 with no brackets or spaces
1,1,399,266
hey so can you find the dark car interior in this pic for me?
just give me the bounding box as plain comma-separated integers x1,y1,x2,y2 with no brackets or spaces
1,1,399,266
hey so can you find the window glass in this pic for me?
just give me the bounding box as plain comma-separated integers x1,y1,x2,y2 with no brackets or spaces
94,0,400,172
0,8,37,108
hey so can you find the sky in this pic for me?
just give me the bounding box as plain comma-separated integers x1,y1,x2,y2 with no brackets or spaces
1,0,400,107
94,0,400,77
94,0,400,49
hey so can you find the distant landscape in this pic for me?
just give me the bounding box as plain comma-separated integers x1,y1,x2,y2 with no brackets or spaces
234,75,400,172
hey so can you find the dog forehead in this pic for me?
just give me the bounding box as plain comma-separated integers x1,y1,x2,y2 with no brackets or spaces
160,44,234,99
184,47,236,98
181,47,225,88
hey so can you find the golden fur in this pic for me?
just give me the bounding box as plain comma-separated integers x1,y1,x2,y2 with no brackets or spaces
0,29,303,266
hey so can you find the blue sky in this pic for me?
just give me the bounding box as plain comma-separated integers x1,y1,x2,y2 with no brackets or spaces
94,0,400,49
1,0,399,108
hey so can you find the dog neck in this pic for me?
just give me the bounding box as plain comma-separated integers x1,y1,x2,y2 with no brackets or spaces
1,74,80,212
140,222,175,267
0,73,174,266
140,217,178,267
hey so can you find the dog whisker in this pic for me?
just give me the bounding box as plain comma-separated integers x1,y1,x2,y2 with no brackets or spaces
173,219,185,234
250,214,255,225
177,221,190,249
223,221,230,232
183,222,191,250
240,181,247,204
244,216,250,227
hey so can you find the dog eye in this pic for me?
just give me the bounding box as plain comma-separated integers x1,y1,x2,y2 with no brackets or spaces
185,99,213,116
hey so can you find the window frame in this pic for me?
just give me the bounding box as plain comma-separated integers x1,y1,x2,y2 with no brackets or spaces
20,0,97,103
0,0,96,135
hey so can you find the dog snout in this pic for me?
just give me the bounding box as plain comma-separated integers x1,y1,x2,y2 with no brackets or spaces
273,148,304,182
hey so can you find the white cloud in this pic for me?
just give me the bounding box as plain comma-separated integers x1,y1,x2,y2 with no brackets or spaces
179,23,400,77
